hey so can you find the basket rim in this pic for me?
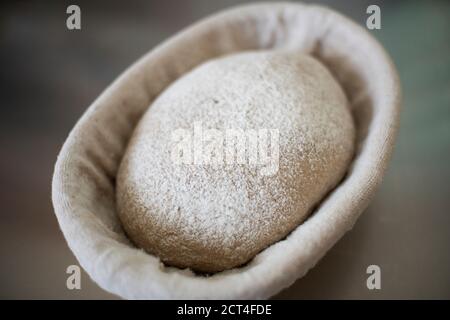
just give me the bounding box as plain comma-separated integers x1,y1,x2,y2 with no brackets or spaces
52,2,401,299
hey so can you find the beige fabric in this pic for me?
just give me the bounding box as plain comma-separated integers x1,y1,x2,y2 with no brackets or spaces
52,2,401,299
117,51,355,273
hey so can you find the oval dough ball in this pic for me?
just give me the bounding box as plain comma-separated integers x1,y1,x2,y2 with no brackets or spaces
116,51,355,273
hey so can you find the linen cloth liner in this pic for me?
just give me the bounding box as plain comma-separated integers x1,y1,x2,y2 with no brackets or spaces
52,2,401,299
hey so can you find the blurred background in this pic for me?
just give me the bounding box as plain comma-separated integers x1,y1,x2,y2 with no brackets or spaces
0,0,449,299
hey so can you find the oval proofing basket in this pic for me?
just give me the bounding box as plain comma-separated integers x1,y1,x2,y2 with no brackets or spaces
52,2,401,299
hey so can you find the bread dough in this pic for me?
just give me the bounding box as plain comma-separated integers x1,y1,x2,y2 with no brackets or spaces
116,51,355,273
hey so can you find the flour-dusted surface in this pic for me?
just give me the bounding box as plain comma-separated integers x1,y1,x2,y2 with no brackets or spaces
116,51,355,273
